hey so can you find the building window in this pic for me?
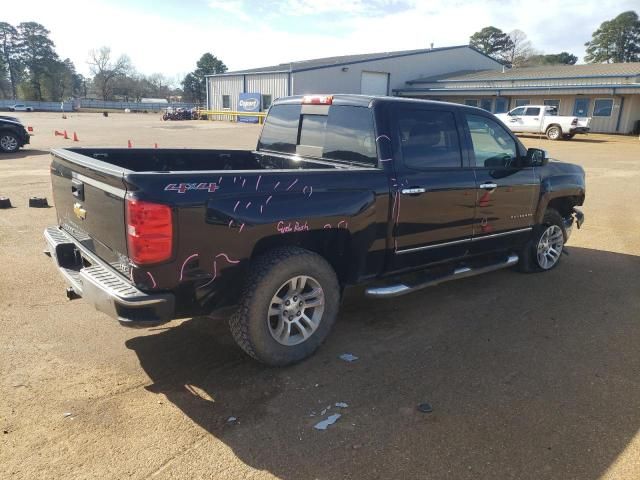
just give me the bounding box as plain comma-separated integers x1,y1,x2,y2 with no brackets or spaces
222,95,230,109
593,99,613,117
573,98,590,116
480,98,493,112
515,99,530,107
464,99,479,107
495,97,508,113
543,99,560,115
262,94,273,111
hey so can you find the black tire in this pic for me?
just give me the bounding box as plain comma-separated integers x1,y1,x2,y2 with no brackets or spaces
518,208,566,273
0,132,20,153
546,125,562,140
229,247,340,366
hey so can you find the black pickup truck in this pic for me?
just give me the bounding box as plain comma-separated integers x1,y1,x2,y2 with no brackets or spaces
0,115,31,152
45,95,585,365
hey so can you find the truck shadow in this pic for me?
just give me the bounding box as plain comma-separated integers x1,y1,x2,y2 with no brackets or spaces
126,247,640,479
0,148,50,159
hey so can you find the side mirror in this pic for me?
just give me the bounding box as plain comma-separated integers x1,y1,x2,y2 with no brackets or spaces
525,148,548,167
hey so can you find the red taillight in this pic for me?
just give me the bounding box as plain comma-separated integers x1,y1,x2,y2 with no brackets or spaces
27,126,33,132
302,95,333,105
126,198,173,265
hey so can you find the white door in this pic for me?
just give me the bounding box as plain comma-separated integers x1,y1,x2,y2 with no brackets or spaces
361,71,389,96
520,106,543,132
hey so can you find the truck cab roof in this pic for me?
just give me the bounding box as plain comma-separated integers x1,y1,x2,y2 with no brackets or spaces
272,94,470,110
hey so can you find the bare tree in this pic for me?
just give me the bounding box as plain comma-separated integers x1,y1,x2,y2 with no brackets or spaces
501,30,535,67
88,46,131,100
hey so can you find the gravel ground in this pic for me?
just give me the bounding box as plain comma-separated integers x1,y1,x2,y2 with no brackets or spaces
1,112,639,480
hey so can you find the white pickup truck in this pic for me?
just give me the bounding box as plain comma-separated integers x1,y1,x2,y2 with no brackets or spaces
495,105,591,140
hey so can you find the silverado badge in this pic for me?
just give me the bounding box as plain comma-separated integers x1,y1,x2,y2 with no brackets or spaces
73,202,86,220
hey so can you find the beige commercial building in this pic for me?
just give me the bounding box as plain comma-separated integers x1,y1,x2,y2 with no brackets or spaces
395,63,640,134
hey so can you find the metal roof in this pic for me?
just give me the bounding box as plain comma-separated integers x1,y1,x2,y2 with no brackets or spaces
407,62,640,84
207,45,497,77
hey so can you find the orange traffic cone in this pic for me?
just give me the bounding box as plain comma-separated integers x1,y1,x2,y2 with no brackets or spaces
63,130,69,139
127,139,132,148
54,130,64,136
73,132,79,142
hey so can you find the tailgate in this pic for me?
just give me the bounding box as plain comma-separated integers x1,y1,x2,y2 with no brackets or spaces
577,117,591,128
50,149,129,272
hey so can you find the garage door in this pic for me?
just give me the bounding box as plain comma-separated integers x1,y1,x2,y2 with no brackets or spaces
361,71,389,96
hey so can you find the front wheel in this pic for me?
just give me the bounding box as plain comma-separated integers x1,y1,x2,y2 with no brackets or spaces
229,247,340,366
0,132,20,153
519,209,565,272
546,125,562,140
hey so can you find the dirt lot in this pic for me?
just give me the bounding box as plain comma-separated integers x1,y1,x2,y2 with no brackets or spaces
1,112,639,480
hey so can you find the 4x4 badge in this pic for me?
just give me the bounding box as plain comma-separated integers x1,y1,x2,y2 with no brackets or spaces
73,202,86,220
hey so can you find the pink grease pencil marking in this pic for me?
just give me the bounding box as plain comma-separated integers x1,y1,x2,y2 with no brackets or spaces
238,223,245,233
274,181,280,191
228,219,233,228
233,201,240,212
242,178,246,188
266,195,272,204
198,261,217,289
179,254,199,281
260,205,263,214
286,178,298,191
246,201,251,209
256,175,262,191
216,253,240,264
146,272,157,288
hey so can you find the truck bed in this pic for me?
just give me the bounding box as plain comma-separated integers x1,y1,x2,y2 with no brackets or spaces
60,148,359,173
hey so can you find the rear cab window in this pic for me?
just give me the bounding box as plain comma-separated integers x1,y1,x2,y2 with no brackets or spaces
258,102,378,167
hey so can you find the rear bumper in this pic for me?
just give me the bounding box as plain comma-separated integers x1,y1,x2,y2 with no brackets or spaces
44,226,175,327
569,127,590,134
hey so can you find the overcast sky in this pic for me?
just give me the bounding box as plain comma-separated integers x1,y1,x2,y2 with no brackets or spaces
4,0,637,84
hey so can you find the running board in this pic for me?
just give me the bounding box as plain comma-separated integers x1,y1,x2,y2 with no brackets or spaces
365,253,519,298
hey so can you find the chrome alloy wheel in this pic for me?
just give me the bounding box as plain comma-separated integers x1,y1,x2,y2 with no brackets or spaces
0,135,18,152
267,275,325,346
537,225,564,269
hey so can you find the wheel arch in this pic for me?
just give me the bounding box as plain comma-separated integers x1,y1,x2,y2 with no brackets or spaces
250,228,356,286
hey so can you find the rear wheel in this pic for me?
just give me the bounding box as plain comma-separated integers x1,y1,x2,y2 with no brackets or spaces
546,125,562,140
519,209,565,272
0,132,20,153
229,247,340,366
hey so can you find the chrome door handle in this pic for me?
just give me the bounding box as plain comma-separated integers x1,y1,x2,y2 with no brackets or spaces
401,187,426,195
479,183,497,190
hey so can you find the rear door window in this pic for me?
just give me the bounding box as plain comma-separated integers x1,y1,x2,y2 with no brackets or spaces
258,104,302,154
298,105,377,165
397,110,462,169
323,106,377,164
524,107,541,116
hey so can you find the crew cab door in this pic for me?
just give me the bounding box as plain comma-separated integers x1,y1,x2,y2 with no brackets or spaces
519,106,543,132
503,107,526,132
390,105,476,270
461,113,538,252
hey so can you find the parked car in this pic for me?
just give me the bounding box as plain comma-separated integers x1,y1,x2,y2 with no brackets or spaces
44,95,586,365
0,115,31,153
495,105,590,140
9,104,34,112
